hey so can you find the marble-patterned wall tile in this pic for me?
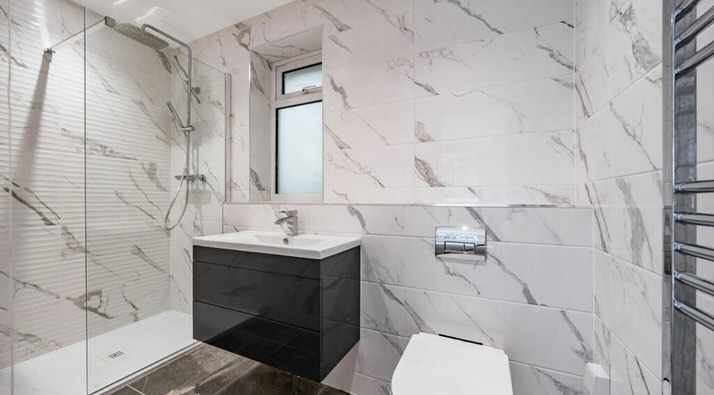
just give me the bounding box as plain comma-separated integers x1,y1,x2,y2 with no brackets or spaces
224,203,594,245
195,0,577,205
593,249,662,379
414,21,574,97
361,236,593,312
324,187,416,205
323,14,414,73
224,203,406,236
577,66,662,182
325,58,415,109
414,130,575,188
509,361,586,395
310,0,415,32
414,0,574,52
322,345,393,395
354,328,409,382
224,202,593,392
595,317,661,395
413,184,575,205
414,76,574,141
325,144,414,191
576,0,662,119
324,100,414,150
402,205,592,246
401,288,592,375
576,0,665,390
588,171,663,275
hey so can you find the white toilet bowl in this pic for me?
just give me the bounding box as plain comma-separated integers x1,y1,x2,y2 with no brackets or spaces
391,333,514,395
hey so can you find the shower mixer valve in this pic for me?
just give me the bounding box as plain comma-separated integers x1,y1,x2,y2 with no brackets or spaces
174,174,207,182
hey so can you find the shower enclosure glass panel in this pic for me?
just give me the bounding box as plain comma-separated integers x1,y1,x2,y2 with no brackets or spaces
84,17,227,393
1,2,88,394
0,0,12,390
0,1,227,393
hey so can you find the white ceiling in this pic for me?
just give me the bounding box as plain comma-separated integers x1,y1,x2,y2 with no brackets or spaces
71,0,294,44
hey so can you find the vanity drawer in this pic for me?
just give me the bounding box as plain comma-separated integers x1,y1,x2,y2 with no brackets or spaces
194,246,320,279
194,261,321,331
194,301,321,381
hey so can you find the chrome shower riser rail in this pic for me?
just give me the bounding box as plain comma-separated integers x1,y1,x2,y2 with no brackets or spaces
140,24,199,231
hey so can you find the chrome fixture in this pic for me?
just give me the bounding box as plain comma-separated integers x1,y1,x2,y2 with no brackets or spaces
664,0,714,393
275,210,299,236
139,24,206,230
44,17,205,231
434,227,486,260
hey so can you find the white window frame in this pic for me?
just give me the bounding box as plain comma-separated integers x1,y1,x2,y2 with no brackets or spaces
270,51,323,202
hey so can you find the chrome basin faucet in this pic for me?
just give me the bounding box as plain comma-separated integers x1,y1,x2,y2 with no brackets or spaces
275,210,299,236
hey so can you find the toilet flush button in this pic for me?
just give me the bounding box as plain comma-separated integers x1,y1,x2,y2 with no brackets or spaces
435,227,486,261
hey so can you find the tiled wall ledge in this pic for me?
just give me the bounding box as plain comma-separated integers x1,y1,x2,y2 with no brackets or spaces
222,202,594,395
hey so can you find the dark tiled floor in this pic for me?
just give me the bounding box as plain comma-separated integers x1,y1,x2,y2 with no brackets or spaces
109,343,350,395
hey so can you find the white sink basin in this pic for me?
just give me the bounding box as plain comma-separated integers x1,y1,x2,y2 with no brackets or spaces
192,231,361,259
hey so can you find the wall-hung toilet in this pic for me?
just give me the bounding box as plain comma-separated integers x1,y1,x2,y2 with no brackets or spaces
392,333,514,395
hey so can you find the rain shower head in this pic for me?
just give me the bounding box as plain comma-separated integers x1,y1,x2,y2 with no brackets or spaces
113,23,169,50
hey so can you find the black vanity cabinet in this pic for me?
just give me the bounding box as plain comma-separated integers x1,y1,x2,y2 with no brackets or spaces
192,245,360,381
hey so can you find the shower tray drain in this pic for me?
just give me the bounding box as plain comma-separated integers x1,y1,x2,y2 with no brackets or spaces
100,349,128,363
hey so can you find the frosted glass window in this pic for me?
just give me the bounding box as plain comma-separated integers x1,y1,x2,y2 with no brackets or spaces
276,101,323,194
282,63,322,94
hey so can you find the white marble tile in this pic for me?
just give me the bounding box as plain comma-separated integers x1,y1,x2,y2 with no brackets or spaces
576,0,661,116
414,130,575,187
697,318,714,394
361,235,592,311
325,144,414,189
593,250,662,378
310,0,415,31
413,184,575,205
324,14,414,73
402,205,593,246
355,328,409,382
248,1,322,50
509,361,585,395
414,76,574,141
361,282,414,336
577,66,662,182
360,235,408,285
401,288,593,375
191,27,252,75
325,57,415,109
324,100,414,150
595,318,662,394
414,21,574,96
223,203,407,236
323,348,393,395
324,187,416,204
588,171,663,274
252,26,323,63
414,0,574,51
